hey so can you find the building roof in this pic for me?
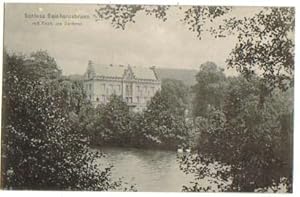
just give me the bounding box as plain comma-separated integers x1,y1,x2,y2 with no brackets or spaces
93,64,127,78
131,66,157,80
87,61,158,81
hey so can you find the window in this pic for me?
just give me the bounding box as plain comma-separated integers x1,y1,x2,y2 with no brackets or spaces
126,84,132,96
96,97,99,102
125,97,133,103
136,96,140,103
102,84,106,91
89,84,92,90
101,95,105,102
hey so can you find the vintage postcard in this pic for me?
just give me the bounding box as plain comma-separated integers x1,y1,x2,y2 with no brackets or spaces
1,2,294,193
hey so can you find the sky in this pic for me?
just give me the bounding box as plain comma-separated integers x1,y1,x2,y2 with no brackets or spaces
4,4,260,75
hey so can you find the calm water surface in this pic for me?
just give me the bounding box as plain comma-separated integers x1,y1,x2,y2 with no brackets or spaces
96,147,194,192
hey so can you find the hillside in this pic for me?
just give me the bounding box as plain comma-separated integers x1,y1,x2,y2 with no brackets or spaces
156,68,198,87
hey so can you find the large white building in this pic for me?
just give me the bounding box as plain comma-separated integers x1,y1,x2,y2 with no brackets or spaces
83,60,161,112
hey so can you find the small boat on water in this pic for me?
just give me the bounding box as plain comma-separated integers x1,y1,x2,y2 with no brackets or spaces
177,148,184,153
177,146,191,153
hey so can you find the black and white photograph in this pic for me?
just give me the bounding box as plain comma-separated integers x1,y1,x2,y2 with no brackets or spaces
0,1,295,193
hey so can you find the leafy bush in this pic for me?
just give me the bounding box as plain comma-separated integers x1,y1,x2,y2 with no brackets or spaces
1,51,124,190
180,77,293,192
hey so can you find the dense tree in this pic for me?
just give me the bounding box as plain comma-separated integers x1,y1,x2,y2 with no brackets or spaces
161,79,189,116
92,95,133,146
192,62,227,118
142,91,189,149
28,50,62,80
1,51,123,190
85,80,191,149
180,77,293,192
59,79,87,115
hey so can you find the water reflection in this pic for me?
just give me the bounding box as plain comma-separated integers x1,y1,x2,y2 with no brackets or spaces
96,147,194,192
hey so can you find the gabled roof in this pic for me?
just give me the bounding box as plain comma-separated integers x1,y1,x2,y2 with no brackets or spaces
131,66,157,80
86,61,159,81
93,64,126,78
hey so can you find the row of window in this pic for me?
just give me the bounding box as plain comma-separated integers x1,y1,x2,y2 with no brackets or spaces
136,85,155,93
97,84,156,93
88,95,150,104
101,84,121,92
86,83,121,95
86,83,158,97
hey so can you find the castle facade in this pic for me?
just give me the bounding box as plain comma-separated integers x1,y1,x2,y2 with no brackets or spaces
83,61,161,112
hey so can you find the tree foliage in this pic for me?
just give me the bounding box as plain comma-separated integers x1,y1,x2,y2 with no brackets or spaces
161,79,189,116
222,7,295,92
94,5,231,38
192,62,227,118
92,95,133,146
94,4,170,30
59,79,87,115
85,83,190,150
28,50,62,80
180,77,293,192
1,51,124,190
141,91,189,149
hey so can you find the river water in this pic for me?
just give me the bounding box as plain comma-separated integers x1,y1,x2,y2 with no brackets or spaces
94,147,285,192
96,147,195,192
